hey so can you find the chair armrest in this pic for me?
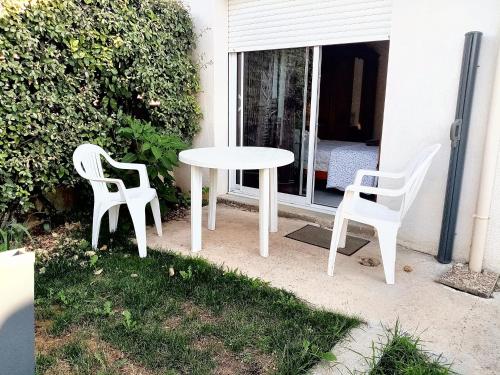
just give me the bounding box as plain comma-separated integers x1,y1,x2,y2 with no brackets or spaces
107,159,151,188
88,177,127,198
345,184,405,197
90,177,125,188
353,169,406,185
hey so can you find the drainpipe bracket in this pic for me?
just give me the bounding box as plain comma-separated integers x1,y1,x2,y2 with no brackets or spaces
472,214,489,220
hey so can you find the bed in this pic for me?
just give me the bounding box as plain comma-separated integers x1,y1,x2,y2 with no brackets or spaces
310,140,379,191
314,140,355,172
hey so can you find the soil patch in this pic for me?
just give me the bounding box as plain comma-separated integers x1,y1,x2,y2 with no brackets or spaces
194,336,276,375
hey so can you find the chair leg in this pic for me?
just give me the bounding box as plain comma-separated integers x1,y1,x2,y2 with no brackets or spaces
338,218,348,248
327,212,344,276
92,203,104,249
129,204,147,258
150,196,162,236
377,225,398,284
108,205,120,233
208,168,218,231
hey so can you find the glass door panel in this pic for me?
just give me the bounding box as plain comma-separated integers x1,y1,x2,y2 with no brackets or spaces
238,48,312,197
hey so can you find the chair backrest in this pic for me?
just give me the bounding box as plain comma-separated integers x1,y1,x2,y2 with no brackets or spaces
400,144,441,218
73,144,112,196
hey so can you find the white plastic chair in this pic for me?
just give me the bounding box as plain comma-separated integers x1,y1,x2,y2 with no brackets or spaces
73,144,162,258
327,144,441,284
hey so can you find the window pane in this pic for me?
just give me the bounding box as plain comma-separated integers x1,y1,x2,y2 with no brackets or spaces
240,48,312,196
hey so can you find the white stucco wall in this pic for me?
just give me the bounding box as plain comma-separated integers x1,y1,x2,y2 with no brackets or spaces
176,0,228,195
380,0,500,261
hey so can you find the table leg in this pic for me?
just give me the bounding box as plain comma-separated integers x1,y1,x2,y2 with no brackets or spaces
269,167,278,232
259,168,270,257
190,166,203,252
208,168,218,231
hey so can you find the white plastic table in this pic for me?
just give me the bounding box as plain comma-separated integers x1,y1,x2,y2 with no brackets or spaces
179,147,294,257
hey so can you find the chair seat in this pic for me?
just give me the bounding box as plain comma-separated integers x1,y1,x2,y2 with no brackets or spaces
343,198,401,226
107,187,157,204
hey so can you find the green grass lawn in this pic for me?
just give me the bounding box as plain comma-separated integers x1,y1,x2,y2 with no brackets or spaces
369,325,453,375
34,227,359,374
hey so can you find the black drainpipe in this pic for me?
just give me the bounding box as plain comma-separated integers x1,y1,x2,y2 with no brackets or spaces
437,32,482,264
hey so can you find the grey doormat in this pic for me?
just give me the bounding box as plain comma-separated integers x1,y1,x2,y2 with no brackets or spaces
438,263,499,298
285,224,369,256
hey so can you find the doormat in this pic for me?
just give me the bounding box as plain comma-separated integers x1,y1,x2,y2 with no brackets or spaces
437,263,499,298
285,224,369,256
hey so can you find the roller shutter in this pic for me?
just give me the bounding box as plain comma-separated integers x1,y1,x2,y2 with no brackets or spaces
228,0,392,52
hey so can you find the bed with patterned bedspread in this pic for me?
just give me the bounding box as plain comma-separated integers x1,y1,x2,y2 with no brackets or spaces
310,140,379,191
325,141,379,191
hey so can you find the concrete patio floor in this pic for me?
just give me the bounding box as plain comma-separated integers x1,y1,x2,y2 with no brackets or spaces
147,204,500,374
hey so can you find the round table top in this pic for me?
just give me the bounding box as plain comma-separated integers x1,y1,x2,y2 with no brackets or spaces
179,147,295,170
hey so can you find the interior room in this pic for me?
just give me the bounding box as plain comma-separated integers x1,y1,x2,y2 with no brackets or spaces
313,41,390,208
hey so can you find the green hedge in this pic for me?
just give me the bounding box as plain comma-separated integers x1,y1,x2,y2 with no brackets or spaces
0,0,200,217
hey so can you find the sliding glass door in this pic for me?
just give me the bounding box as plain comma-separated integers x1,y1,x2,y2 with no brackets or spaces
233,47,313,201
229,42,387,212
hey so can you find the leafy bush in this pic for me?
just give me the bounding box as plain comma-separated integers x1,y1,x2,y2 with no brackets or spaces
0,220,30,251
0,0,200,219
118,116,187,212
